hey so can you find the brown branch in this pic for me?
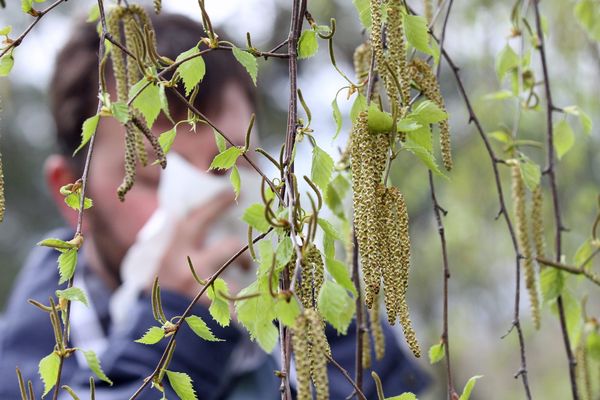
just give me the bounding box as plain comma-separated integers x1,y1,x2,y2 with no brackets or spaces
128,229,272,400
536,255,600,286
325,353,368,400
532,2,578,398
0,0,67,59
431,0,457,397
422,16,534,400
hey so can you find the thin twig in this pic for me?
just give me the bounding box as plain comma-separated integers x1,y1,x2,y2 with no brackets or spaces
325,353,368,400
532,2,578,398
0,0,67,59
536,255,600,286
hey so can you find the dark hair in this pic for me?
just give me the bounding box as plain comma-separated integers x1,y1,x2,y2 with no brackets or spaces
50,11,255,159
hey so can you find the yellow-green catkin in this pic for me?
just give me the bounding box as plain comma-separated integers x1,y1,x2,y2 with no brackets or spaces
153,0,162,14
531,185,546,259
369,295,385,360
133,127,148,167
424,0,433,23
386,3,410,108
350,111,388,308
117,125,137,201
512,164,541,329
575,336,591,400
390,187,421,357
299,244,325,309
107,7,129,102
370,0,395,104
0,150,4,223
292,314,312,400
131,114,166,168
124,14,144,87
306,308,330,400
410,59,453,171
362,330,372,369
354,42,372,96
375,185,399,323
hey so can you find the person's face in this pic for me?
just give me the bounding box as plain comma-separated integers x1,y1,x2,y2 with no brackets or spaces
81,82,254,277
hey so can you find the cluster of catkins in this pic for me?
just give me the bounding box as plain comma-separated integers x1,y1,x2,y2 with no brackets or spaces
511,161,545,329
292,308,331,400
107,5,167,201
298,243,325,309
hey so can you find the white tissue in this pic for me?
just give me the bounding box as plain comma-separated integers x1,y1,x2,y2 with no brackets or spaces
109,152,262,333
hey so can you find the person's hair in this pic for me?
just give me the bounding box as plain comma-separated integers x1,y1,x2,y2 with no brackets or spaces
50,11,255,162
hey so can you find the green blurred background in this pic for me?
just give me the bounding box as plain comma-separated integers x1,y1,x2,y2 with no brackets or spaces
1,0,599,399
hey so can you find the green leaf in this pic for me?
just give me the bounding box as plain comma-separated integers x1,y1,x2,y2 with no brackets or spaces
406,126,433,153
110,102,129,124
185,315,222,341
332,97,342,139
129,79,161,128
496,44,519,82
39,351,60,396
298,29,319,59
459,375,483,400
325,174,350,220
73,114,100,155
64,192,93,211
166,370,198,400
403,14,433,56
0,26,12,36
135,326,165,344
159,128,177,154
519,159,541,191
311,146,334,192
214,128,226,152
574,238,593,266
209,146,244,170
86,4,100,22
242,203,270,233
82,350,113,385
38,238,76,250
404,134,446,178
488,130,511,144
232,46,258,85
257,240,275,277
176,47,206,96
21,0,33,13
554,120,575,159
235,281,278,352
56,287,88,307
275,296,301,327
325,257,357,296
58,249,78,285
353,0,371,28
367,104,394,133
230,166,241,200
275,236,294,267
483,90,514,101
587,331,600,361
563,105,593,135
540,267,564,302
428,342,445,364
207,278,231,327
410,100,448,125
317,280,355,334
386,393,417,400
396,118,422,132
317,217,342,240
350,94,367,122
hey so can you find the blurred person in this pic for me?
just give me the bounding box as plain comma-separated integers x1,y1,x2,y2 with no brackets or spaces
0,11,430,400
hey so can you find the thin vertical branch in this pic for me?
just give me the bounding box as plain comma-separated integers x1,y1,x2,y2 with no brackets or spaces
427,34,534,400
351,232,365,397
532,1,579,399
432,0,456,398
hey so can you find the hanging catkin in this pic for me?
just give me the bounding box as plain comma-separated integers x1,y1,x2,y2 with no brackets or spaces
424,0,433,23
299,244,325,309
353,42,372,95
531,185,546,259
370,0,396,106
386,2,410,108
351,111,388,308
117,124,137,201
131,114,167,168
306,308,330,400
153,0,162,14
362,329,372,369
410,59,453,171
369,295,385,360
292,314,312,400
512,163,541,329
107,7,129,102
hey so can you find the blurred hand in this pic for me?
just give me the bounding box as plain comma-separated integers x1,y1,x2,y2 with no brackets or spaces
149,189,251,304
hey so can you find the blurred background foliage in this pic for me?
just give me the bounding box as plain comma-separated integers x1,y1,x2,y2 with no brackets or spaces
0,0,599,399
